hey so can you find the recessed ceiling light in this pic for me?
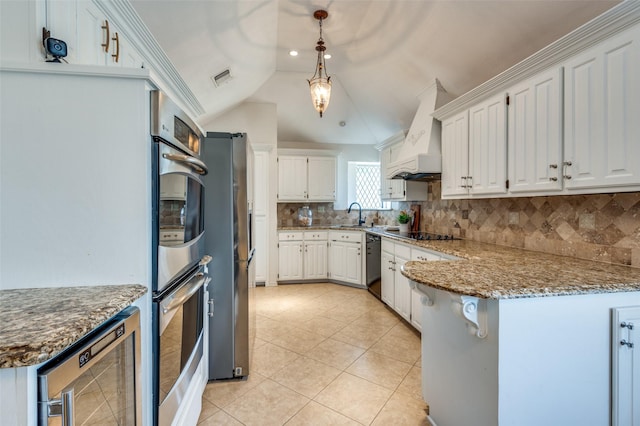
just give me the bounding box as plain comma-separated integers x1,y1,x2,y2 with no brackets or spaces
289,50,298,56
324,53,331,59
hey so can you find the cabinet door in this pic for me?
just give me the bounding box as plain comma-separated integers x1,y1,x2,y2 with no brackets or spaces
410,287,423,331
328,241,345,281
564,25,640,190
76,2,111,66
278,241,303,281
342,243,362,285
307,157,336,201
254,215,267,282
381,250,395,307
468,94,508,195
47,1,80,64
508,67,563,193
441,111,470,198
277,156,307,201
393,255,411,322
304,240,327,280
253,151,269,216
389,179,405,199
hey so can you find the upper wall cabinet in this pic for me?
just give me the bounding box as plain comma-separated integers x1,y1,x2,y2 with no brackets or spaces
468,94,508,196
563,24,640,192
508,67,563,194
437,4,640,199
277,155,336,202
442,93,507,199
441,111,469,198
47,1,143,68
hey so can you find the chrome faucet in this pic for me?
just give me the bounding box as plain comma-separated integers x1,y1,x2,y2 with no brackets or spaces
348,202,365,226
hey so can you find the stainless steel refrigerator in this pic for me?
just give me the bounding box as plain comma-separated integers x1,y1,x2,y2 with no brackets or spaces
202,132,255,381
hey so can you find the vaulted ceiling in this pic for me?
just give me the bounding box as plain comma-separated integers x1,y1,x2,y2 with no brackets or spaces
131,0,618,145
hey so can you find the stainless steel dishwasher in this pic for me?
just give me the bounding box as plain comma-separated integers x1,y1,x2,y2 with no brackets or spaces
366,234,382,299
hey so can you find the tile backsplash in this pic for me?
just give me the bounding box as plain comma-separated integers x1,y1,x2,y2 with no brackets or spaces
277,183,640,268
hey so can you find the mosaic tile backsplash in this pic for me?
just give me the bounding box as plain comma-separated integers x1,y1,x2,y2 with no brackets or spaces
278,183,640,268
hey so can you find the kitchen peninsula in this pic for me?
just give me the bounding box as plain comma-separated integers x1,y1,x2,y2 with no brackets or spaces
400,240,640,426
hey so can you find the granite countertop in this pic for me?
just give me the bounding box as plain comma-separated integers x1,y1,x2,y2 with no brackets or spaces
395,238,640,299
0,284,147,368
275,226,640,299
278,225,366,231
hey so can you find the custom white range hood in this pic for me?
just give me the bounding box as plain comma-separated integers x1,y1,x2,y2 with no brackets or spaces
386,79,453,181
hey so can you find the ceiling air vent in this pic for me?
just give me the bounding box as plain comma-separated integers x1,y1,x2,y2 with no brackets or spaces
211,68,232,87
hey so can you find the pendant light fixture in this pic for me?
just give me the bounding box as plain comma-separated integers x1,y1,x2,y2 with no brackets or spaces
308,10,331,117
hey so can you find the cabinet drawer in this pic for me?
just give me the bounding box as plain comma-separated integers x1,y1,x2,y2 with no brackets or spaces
394,244,411,259
278,231,304,241
329,231,361,242
304,231,328,241
382,240,395,254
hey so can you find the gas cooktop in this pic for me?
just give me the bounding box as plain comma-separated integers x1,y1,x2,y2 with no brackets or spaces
390,231,459,241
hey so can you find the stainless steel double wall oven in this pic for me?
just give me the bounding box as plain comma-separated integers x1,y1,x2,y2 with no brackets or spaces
151,91,211,425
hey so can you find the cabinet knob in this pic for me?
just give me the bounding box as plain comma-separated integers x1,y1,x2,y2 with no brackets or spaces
549,177,558,181
563,161,572,166
549,164,558,169
563,175,572,180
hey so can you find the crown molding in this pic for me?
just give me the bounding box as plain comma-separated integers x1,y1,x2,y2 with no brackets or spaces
375,130,407,151
96,0,205,118
433,1,640,120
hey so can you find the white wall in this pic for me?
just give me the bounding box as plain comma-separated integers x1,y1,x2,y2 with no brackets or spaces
201,102,279,286
0,67,151,290
278,141,380,209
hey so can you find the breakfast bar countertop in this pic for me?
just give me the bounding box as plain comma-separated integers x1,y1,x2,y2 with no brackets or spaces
396,238,640,299
0,284,147,368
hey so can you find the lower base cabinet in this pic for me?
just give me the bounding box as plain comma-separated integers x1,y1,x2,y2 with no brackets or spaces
328,231,363,285
278,231,328,281
278,230,363,286
381,239,453,331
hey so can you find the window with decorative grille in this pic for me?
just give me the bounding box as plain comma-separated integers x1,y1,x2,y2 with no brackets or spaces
348,162,390,210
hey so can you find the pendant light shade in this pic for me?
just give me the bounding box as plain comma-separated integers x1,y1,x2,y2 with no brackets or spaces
308,10,331,117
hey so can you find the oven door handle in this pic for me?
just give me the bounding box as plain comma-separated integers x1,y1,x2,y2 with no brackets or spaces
162,153,209,175
161,273,207,314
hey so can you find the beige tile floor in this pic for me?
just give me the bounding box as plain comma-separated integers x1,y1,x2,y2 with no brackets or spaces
199,283,429,425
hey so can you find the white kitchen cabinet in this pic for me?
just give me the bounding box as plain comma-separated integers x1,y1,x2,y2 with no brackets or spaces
277,155,336,202
508,67,564,193
254,215,267,282
381,249,395,306
393,245,411,322
277,156,307,201
441,111,470,198
307,157,336,201
278,231,327,281
328,231,362,286
380,240,415,326
277,240,303,281
468,93,508,195
278,232,304,281
563,24,640,191
48,1,142,68
303,232,328,280
409,247,447,331
379,142,429,201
